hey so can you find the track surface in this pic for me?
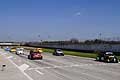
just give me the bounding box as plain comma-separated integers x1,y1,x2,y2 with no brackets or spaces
1,49,120,80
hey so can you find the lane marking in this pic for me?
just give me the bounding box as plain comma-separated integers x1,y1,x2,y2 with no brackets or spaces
28,63,120,70
80,71,106,80
35,70,44,75
7,56,13,59
2,53,34,80
0,52,7,55
9,59,33,80
19,64,30,71
28,67,51,70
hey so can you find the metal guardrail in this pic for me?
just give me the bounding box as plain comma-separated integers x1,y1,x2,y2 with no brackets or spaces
0,43,20,46
26,43,120,53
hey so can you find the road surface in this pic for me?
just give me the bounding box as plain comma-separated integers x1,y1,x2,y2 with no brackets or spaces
0,49,120,80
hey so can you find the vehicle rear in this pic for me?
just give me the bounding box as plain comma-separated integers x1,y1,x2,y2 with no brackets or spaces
28,50,43,60
53,49,64,56
16,48,24,55
36,48,43,53
96,52,119,63
104,53,119,63
4,47,11,51
10,48,16,53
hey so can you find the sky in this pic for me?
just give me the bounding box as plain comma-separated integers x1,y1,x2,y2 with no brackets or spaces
0,0,120,41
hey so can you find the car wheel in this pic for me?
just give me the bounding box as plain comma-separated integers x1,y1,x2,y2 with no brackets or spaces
53,53,56,55
62,54,64,56
28,55,33,60
28,55,30,59
115,58,119,63
53,53,54,55
30,55,33,60
96,57,99,61
16,53,19,55
101,57,104,61
107,59,110,63
40,56,43,60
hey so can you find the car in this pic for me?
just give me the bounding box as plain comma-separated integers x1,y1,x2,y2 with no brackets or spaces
28,50,43,60
36,48,43,53
16,48,24,55
10,48,16,53
96,52,119,63
4,46,11,51
53,49,64,56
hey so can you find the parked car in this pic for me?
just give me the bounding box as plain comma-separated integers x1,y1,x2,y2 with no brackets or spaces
96,52,119,63
53,49,64,56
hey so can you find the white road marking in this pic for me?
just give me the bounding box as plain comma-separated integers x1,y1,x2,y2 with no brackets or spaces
80,71,106,80
19,64,30,71
2,53,34,80
28,67,51,70
7,56,13,59
0,52,7,55
28,63,120,71
35,70,44,75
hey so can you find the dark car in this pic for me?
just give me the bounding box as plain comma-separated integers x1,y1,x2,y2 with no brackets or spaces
53,49,64,56
28,50,43,60
96,52,119,63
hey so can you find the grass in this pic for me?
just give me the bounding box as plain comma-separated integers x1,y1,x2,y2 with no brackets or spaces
43,48,97,58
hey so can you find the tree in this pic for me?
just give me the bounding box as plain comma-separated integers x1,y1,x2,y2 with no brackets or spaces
70,38,79,43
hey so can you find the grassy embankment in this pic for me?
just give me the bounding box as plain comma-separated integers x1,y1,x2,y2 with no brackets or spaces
43,48,97,58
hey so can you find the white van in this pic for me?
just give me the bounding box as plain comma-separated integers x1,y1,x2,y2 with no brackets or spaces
16,48,24,55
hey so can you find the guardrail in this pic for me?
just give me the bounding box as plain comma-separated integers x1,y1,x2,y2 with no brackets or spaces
25,43,120,53
0,43,20,46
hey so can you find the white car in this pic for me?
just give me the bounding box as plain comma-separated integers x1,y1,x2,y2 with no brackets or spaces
53,49,64,56
16,48,24,55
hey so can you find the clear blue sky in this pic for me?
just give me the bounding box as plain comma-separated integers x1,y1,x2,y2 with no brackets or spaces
0,0,120,41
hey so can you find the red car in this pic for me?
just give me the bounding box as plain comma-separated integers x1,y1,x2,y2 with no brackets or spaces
28,50,43,60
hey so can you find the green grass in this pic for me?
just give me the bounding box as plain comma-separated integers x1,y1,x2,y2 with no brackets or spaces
43,48,97,58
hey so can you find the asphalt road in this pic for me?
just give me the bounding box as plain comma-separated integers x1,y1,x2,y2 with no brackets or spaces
1,49,120,80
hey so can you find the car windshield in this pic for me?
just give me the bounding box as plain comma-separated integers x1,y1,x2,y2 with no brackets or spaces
57,49,62,51
12,48,15,49
105,52,114,56
106,54,114,56
19,49,23,51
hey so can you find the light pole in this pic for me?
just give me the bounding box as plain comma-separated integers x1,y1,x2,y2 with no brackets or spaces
98,33,102,40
